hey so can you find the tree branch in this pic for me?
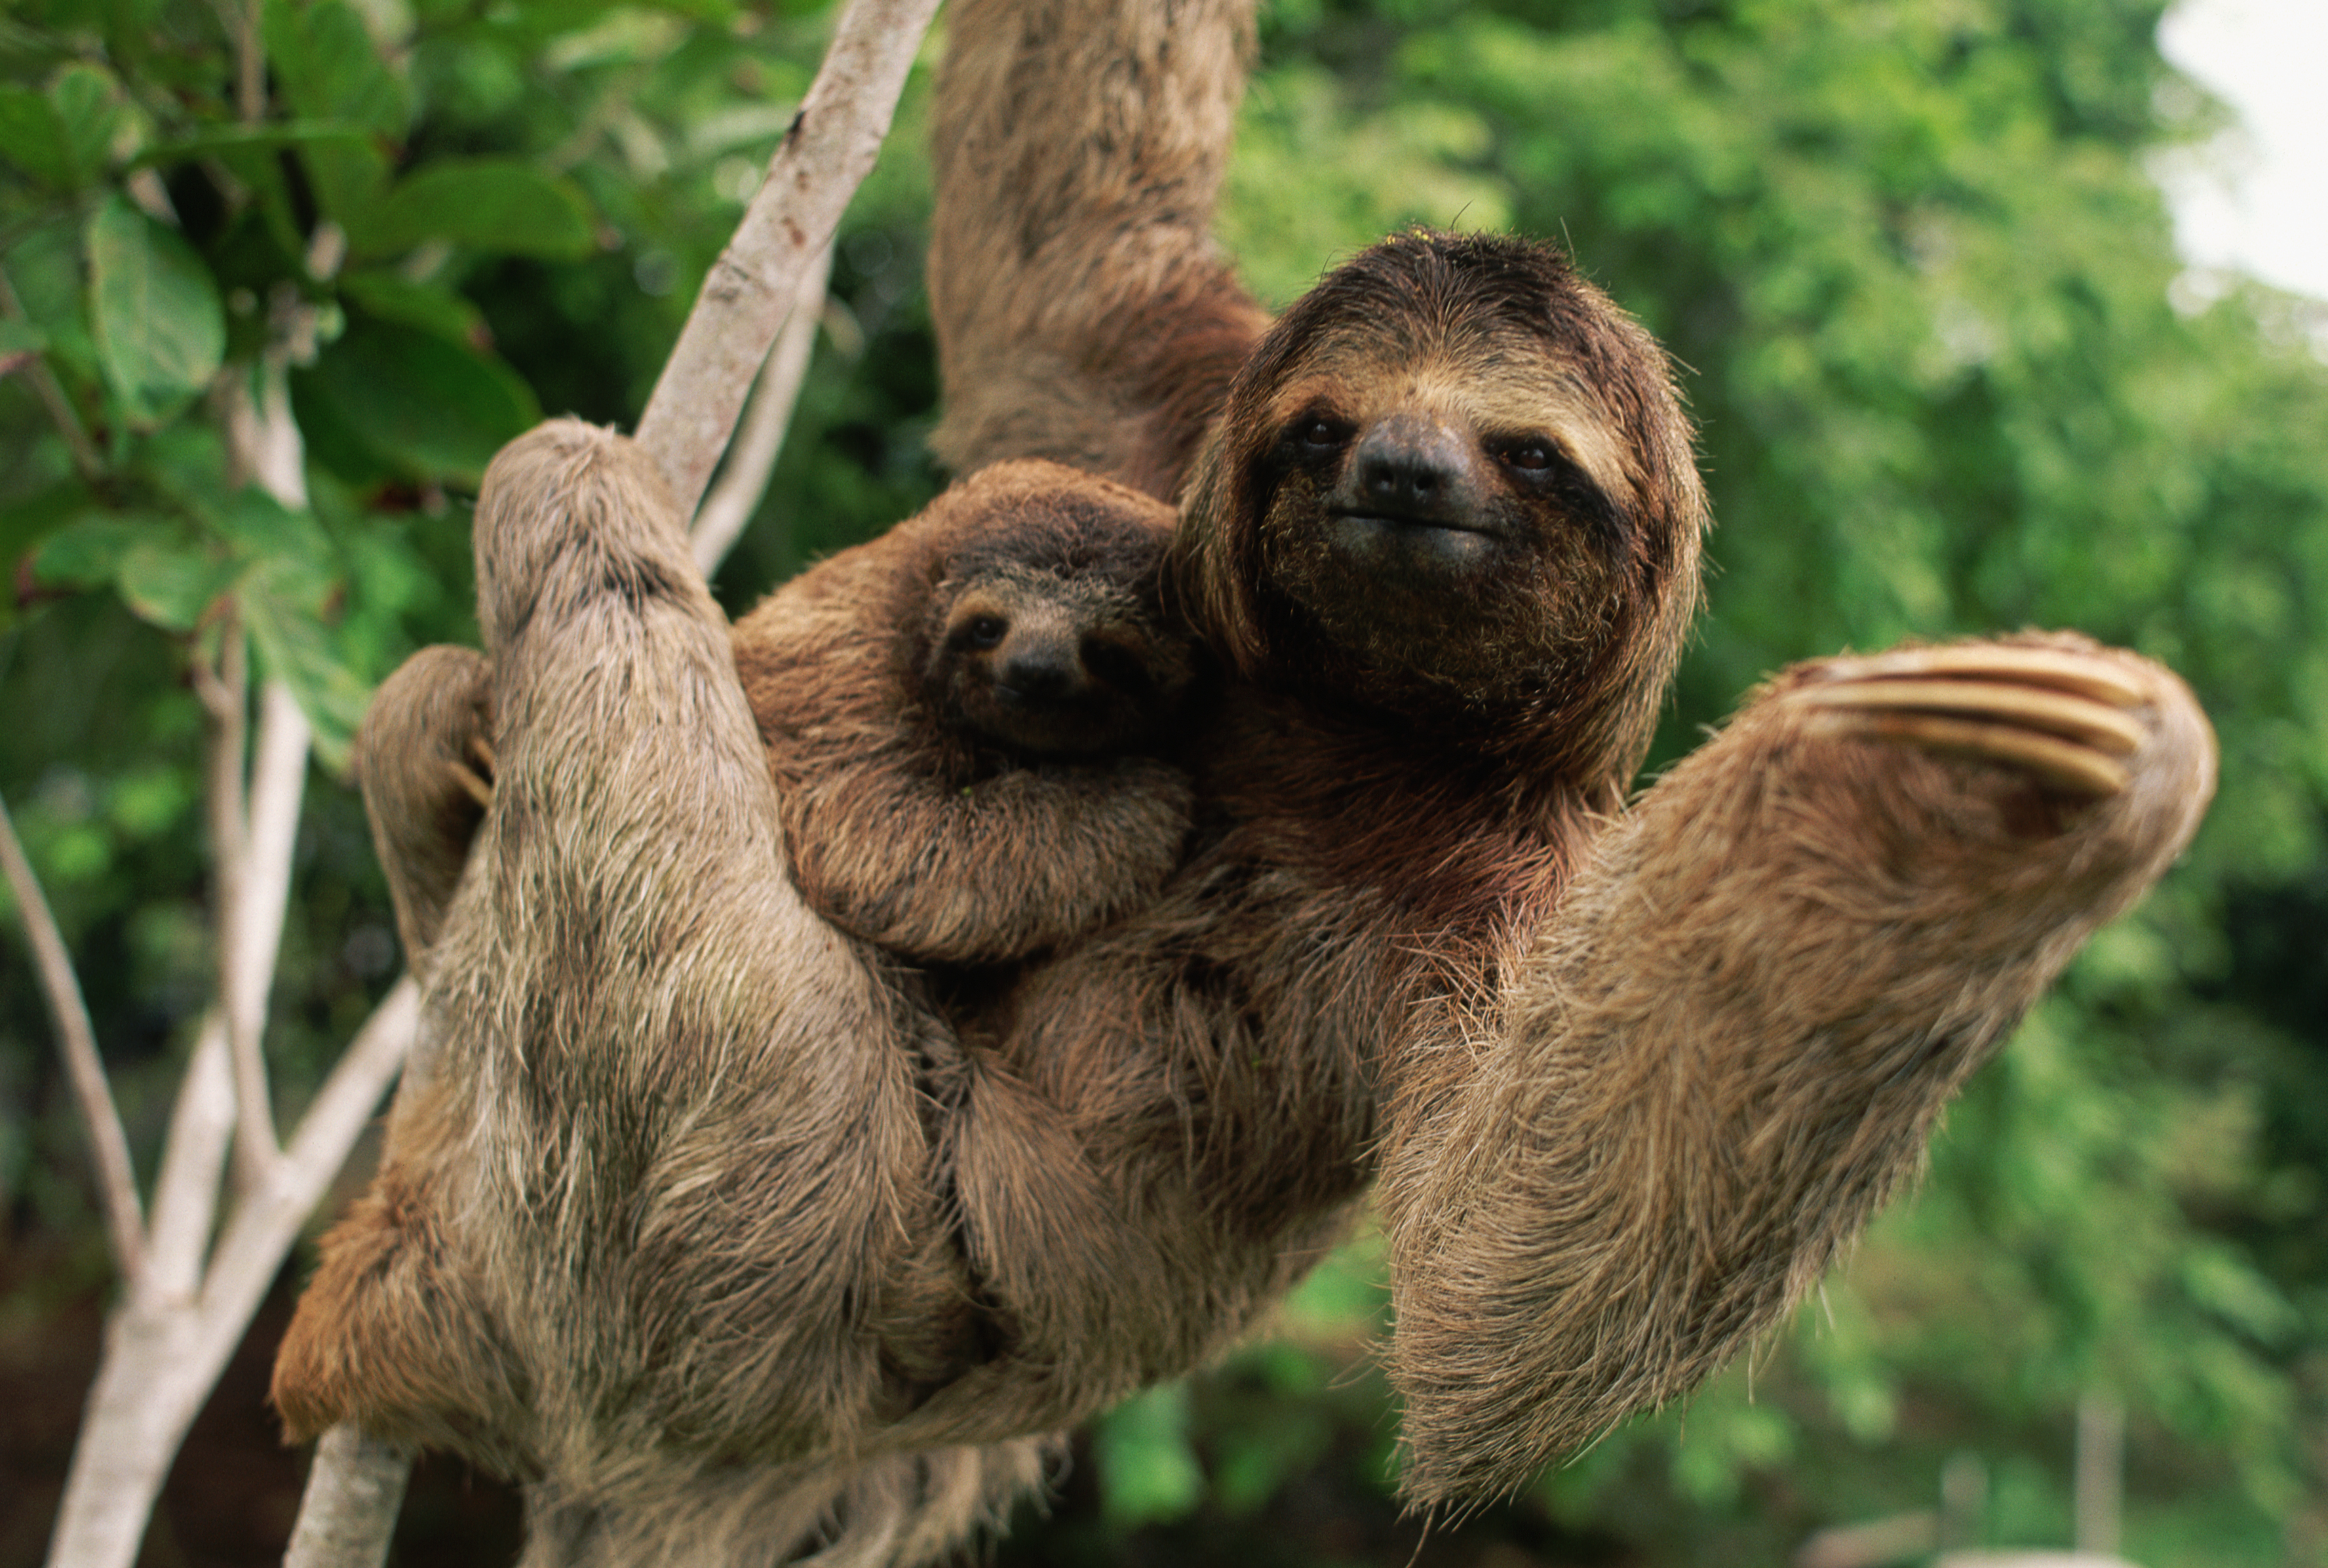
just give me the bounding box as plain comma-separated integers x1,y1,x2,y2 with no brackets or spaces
283,1427,410,1568
0,792,144,1284
222,680,310,1164
632,0,939,509
201,621,281,1188
690,242,832,576
193,979,417,1377
142,1014,233,1307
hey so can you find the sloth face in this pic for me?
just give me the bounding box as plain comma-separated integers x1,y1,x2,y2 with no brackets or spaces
1252,331,1646,702
1179,229,1705,739
925,566,1193,757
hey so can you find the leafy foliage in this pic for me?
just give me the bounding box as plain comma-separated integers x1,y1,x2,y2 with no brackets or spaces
3,0,2325,1562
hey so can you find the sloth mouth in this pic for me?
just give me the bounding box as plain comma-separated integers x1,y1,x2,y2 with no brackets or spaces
1326,506,1510,539
1322,509,1507,575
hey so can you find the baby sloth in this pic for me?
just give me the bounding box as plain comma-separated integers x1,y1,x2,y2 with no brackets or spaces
733,458,1199,965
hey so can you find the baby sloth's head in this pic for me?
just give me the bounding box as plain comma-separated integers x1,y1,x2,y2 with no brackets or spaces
916,460,1197,758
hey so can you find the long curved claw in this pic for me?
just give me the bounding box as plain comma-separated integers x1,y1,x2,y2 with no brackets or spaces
454,734,498,810
1793,644,2154,800
1829,644,2149,708
450,763,494,810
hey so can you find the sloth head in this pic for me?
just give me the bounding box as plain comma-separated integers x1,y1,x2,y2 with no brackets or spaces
1176,231,1707,781
916,460,1197,758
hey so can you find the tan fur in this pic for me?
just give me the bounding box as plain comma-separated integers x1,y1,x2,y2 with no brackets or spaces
275,0,2217,1557
277,423,1030,1564
734,458,1197,964
349,644,494,975
927,0,1270,499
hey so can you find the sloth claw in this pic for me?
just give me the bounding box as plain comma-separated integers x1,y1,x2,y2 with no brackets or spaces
452,762,494,810
1796,646,2152,799
452,734,498,809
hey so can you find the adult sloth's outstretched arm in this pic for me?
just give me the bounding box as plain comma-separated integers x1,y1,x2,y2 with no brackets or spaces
1377,636,2215,1505
927,0,1269,498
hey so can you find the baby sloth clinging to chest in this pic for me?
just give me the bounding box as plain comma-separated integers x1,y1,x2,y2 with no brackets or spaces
733,458,1200,966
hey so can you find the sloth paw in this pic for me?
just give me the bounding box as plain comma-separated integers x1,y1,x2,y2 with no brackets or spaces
1792,643,2149,799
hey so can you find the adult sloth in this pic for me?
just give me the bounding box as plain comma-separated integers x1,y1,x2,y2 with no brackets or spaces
273,0,2215,1559
916,0,2215,1505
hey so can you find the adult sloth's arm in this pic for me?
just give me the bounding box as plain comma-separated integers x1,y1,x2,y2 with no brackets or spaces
1376,636,2215,1504
926,0,1270,498
275,422,961,1470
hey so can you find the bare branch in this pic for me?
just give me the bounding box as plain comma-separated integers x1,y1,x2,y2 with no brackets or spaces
225,680,311,1128
0,792,144,1284
142,1014,233,1307
192,979,416,1377
201,623,281,1187
632,0,940,509
283,1427,411,1568
691,243,833,576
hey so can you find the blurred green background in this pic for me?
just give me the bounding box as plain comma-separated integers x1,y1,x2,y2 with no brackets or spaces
2,0,2325,1563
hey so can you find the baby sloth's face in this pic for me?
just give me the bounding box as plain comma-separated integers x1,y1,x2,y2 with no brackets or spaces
927,564,1193,757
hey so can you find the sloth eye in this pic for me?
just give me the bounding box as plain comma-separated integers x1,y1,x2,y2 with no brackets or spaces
1293,416,1351,452
962,615,1007,650
1500,441,1555,473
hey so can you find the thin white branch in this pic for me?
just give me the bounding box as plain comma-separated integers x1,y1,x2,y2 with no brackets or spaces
0,793,144,1284
191,979,416,1377
228,680,311,1103
203,625,279,1188
142,1014,233,1308
633,0,940,510
690,243,833,577
283,1426,411,1568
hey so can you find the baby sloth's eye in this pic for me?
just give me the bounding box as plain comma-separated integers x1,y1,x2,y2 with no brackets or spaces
1500,441,1554,473
963,615,1007,650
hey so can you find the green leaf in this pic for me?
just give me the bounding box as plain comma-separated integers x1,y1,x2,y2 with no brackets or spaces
357,159,597,262
85,197,226,429
48,64,120,184
338,268,491,346
240,560,371,771
263,0,409,139
216,485,330,558
33,513,163,589
0,319,48,356
0,482,97,570
0,87,73,187
294,313,539,486
117,540,237,631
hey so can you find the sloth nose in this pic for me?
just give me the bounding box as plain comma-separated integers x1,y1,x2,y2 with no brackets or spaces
1351,415,1478,522
997,645,1083,701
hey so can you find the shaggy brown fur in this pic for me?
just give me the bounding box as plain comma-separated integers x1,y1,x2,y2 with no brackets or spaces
918,0,2216,1508
350,644,494,973
275,424,1055,1565
926,0,1270,499
734,458,1197,964
274,0,2217,1558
